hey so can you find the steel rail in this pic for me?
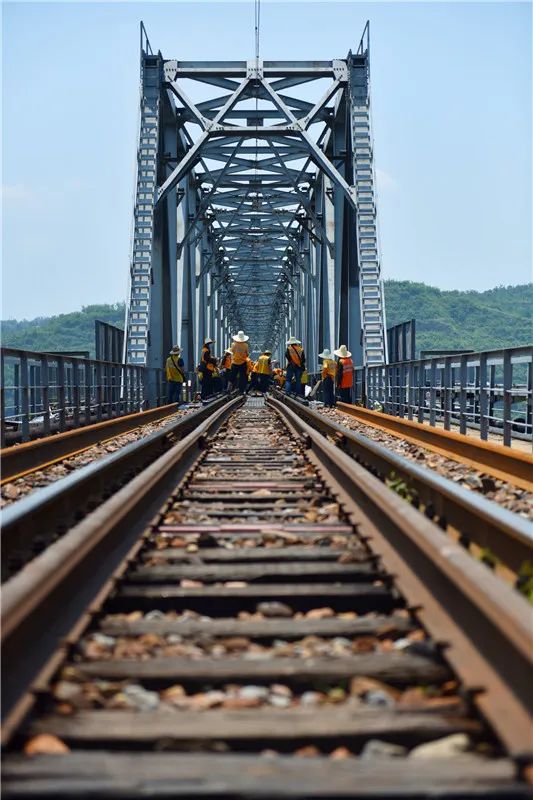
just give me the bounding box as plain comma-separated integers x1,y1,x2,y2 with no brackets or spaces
1,394,243,743
267,396,533,760
336,402,533,491
275,394,533,576
1,402,183,484
1,395,233,580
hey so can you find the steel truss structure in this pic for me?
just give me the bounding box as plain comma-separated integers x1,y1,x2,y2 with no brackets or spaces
125,22,387,376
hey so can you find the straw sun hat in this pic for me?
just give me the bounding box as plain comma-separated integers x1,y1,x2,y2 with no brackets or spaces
334,345,352,358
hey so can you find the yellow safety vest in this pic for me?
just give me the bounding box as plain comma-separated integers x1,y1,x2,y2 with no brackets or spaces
255,355,271,375
166,355,185,383
321,359,336,379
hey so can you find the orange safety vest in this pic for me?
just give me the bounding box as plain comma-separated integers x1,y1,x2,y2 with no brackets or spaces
287,344,303,366
321,359,336,380
338,357,353,389
246,359,254,375
221,353,232,369
231,341,249,365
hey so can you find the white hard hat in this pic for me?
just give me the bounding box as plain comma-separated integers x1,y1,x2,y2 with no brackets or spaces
286,336,301,345
318,348,332,359
233,330,249,342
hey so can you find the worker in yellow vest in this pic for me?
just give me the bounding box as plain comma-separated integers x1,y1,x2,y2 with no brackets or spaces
285,335,305,396
220,348,232,392
231,330,249,393
255,350,272,393
165,345,185,405
318,348,336,407
334,344,353,403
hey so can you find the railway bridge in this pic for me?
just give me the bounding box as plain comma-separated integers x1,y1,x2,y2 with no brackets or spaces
125,22,387,375
1,19,533,800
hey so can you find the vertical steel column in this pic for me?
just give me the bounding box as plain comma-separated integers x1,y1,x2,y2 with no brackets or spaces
429,360,437,427
442,360,452,432
479,353,488,441
417,363,424,423
57,357,66,433
72,360,80,428
94,361,102,422
459,356,468,435
348,41,387,367
126,44,161,367
84,362,92,424
502,350,512,446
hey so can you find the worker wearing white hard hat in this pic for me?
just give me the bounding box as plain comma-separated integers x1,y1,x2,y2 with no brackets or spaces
230,331,250,393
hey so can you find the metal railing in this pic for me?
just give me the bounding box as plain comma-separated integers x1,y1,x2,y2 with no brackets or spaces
350,345,532,447
0,348,173,445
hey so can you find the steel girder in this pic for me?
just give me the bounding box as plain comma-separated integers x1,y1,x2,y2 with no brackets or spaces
125,21,387,375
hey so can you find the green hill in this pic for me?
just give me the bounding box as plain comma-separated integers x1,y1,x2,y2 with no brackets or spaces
1,304,125,357
384,281,533,354
1,283,531,359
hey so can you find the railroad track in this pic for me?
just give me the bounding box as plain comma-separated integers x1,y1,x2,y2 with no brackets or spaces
335,401,533,490
2,395,532,797
1,401,185,484
0,395,228,581
276,393,532,583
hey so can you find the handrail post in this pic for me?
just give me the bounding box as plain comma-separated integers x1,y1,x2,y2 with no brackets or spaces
42,355,50,436
20,353,30,442
57,357,66,433
502,350,512,447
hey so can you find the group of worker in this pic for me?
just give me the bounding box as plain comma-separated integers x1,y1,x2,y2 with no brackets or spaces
318,344,353,407
197,331,274,398
165,331,353,406
280,335,354,406
165,331,273,403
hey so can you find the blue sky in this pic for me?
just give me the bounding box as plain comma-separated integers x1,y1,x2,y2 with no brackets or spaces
2,1,531,320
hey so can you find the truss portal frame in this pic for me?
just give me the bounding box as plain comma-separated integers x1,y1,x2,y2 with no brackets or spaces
125,22,388,377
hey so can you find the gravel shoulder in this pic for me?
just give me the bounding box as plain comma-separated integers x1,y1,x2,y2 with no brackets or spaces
1,406,197,509
316,406,533,520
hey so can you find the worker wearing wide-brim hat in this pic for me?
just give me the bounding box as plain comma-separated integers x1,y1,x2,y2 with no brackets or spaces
166,345,186,405
285,335,306,397
255,349,273,394
334,344,353,404
230,330,250,393
318,348,336,408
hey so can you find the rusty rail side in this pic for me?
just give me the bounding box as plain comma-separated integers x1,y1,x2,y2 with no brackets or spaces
1,395,243,742
268,397,533,760
1,395,235,579
1,403,182,483
276,394,533,576
336,402,533,490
